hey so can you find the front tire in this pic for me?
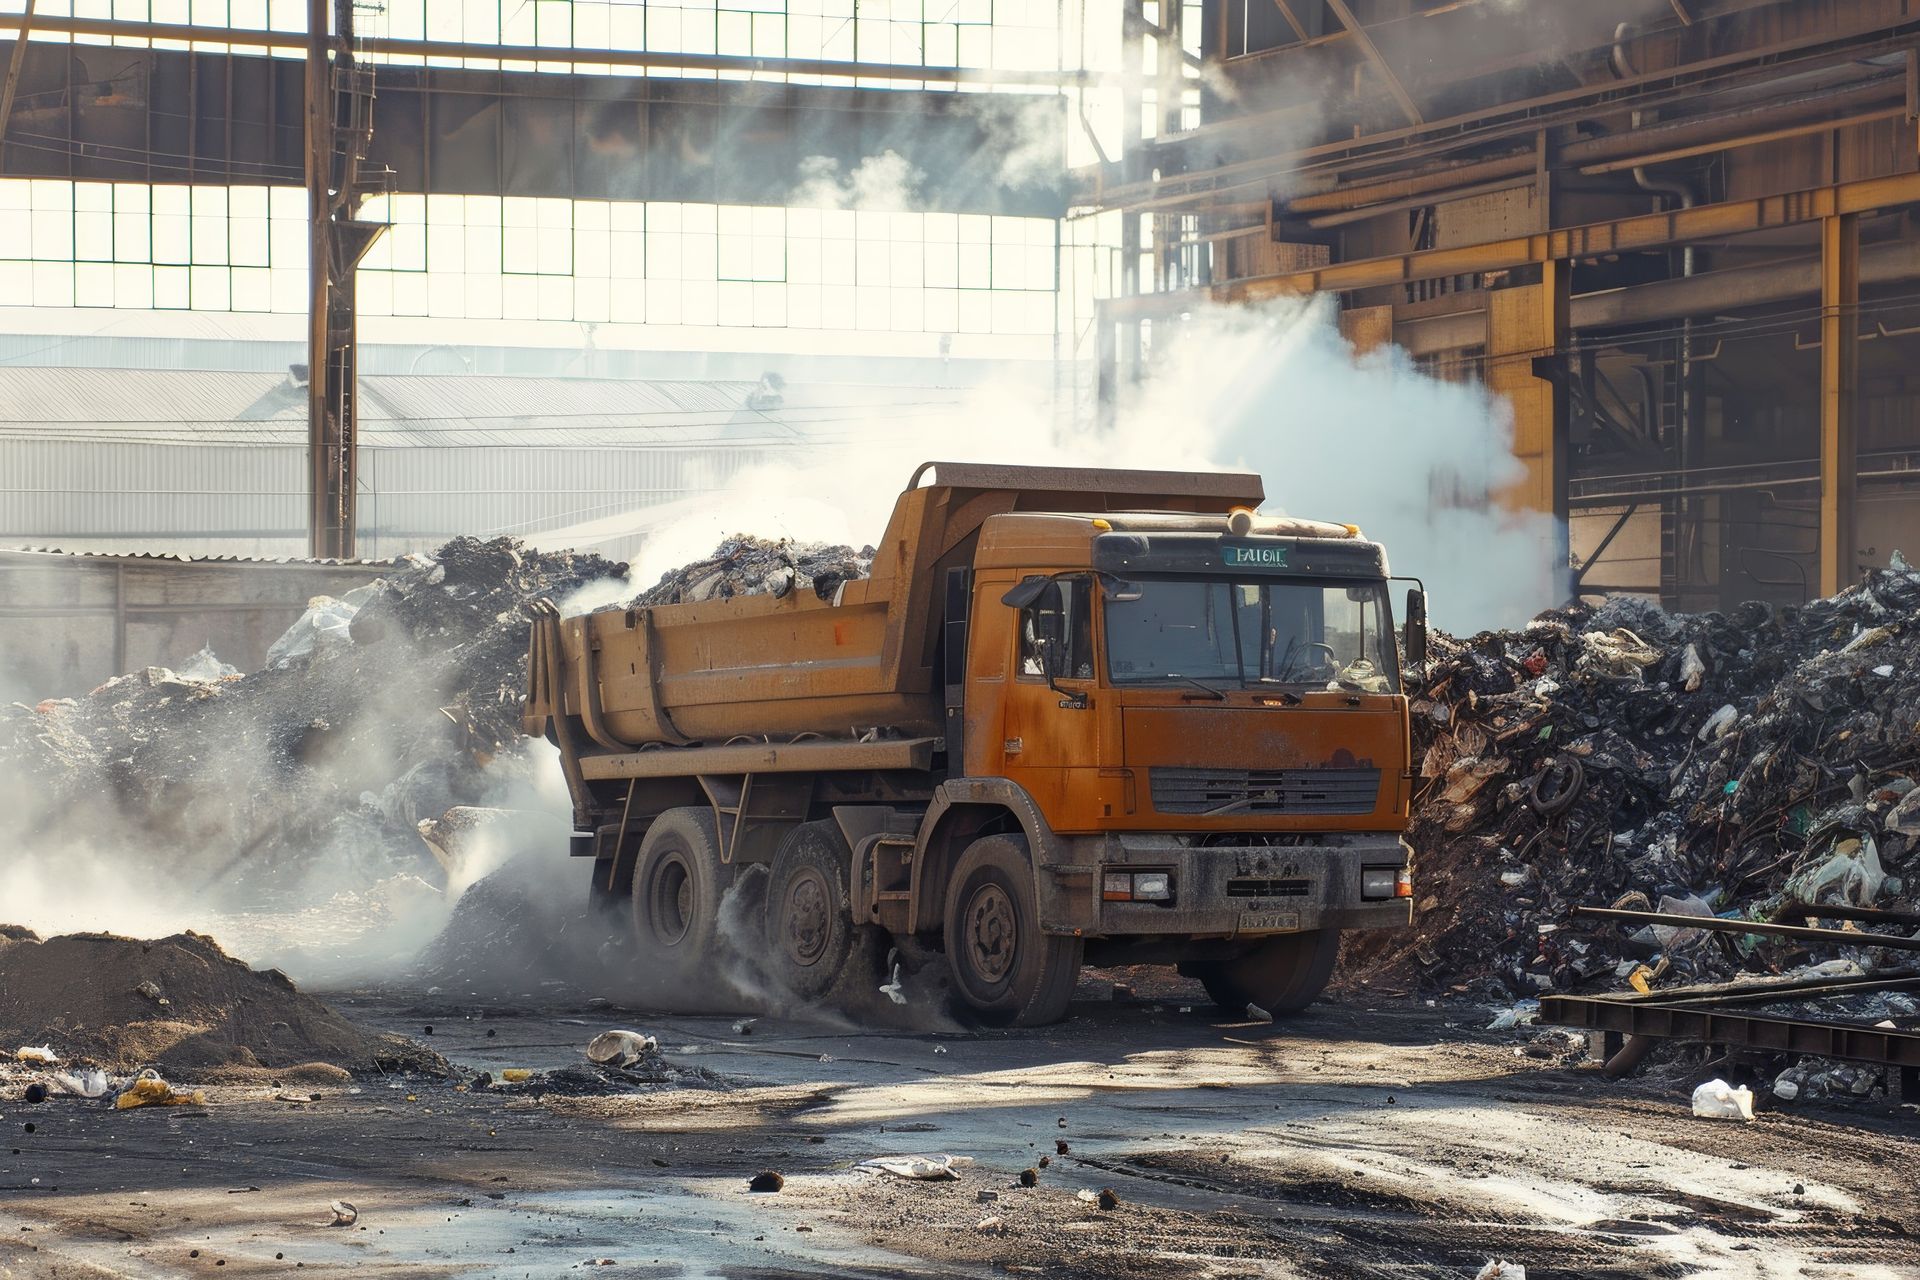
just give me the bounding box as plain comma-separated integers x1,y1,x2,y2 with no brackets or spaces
1187,929,1341,1015
630,807,732,982
943,834,1081,1027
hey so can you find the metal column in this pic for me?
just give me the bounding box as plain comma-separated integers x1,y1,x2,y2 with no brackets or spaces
304,0,383,560
1486,259,1571,569
1819,211,1859,596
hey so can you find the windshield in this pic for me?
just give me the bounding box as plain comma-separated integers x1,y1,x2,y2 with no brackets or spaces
1105,578,1398,693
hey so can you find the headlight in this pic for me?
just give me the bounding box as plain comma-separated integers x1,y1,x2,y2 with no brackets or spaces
1132,872,1172,901
1102,870,1175,903
1361,866,1400,900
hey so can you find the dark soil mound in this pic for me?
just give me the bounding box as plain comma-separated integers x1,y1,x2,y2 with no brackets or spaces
0,929,439,1073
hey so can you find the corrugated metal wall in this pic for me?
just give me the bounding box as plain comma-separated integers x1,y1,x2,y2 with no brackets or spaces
2,439,771,558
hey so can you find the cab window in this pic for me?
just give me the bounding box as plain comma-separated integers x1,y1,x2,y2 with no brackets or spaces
1016,576,1094,681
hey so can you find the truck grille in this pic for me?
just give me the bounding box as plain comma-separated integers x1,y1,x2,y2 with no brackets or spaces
1150,767,1380,816
1226,877,1312,898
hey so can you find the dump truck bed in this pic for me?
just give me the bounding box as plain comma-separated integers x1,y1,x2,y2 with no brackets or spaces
525,462,1265,756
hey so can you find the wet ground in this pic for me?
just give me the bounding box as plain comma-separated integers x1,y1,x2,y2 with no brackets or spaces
4,984,1918,1279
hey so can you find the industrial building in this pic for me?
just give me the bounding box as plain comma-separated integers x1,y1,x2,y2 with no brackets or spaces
2,0,1916,605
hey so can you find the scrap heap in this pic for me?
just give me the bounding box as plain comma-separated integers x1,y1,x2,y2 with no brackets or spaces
1346,560,1920,1000
0,537,624,901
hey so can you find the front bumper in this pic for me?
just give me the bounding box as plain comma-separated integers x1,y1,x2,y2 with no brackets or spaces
1041,832,1413,938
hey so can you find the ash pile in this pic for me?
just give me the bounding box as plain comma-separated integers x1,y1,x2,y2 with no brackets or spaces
0,927,437,1075
0,537,624,907
625,535,872,607
1347,558,1920,1001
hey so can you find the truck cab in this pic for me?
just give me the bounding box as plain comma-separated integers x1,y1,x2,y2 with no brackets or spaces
526,463,1420,1026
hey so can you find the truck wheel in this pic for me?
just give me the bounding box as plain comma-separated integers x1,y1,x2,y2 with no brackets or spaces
944,835,1081,1027
630,807,732,982
1189,930,1341,1015
765,821,879,1002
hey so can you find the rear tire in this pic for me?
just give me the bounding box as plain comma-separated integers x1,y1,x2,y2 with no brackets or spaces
1188,929,1341,1015
765,821,881,1002
630,808,732,983
943,834,1081,1027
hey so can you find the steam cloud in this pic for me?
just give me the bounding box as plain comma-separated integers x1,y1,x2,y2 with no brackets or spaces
628,295,1561,630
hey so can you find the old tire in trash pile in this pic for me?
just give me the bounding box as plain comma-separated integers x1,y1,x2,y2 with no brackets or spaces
631,807,732,981
765,821,880,1001
944,834,1082,1027
1189,929,1341,1015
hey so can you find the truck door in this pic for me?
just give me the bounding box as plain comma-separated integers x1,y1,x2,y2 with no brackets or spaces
1001,576,1099,810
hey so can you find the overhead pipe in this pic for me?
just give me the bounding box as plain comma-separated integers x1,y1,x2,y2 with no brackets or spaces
1284,150,1538,214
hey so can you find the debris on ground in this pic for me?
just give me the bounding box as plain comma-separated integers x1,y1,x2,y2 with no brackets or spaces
858,1154,967,1180
1473,1262,1525,1280
1346,562,1920,1006
0,929,438,1072
623,536,872,607
585,1029,658,1067
113,1068,207,1110
1690,1078,1756,1121
471,1058,725,1096
748,1170,786,1192
327,1200,358,1227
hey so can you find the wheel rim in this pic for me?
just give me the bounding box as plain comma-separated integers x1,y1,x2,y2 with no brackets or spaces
962,881,1017,986
781,866,834,968
647,853,692,946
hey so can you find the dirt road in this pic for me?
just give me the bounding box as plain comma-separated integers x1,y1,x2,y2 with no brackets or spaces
4,987,1917,1279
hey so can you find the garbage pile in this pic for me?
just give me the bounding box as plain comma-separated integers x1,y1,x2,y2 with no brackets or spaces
0,537,625,900
0,927,436,1073
1345,559,1920,999
625,535,872,607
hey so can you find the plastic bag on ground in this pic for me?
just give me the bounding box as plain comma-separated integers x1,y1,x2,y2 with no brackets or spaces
1691,1078,1755,1121
13,1045,58,1064
48,1068,112,1098
265,582,383,668
1486,1001,1539,1031
857,1153,973,1180
1784,836,1886,909
1651,894,1716,949
175,646,239,681
1474,1262,1526,1280
585,1029,658,1067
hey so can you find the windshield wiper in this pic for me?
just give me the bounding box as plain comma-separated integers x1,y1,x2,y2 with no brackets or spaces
1169,673,1227,701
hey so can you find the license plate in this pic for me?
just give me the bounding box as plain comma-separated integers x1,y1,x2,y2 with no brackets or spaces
1240,910,1300,933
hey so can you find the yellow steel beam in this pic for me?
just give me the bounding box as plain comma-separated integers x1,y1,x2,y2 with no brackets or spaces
1322,0,1424,126
1819,211,1860,596
1219,171,1920,302
1485,261,1569,530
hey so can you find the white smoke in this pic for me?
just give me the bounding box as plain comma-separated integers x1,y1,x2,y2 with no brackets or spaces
636,296,1559,629
790,151,924,212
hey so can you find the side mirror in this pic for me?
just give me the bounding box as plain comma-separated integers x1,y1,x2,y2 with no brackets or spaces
1404,587,1429,667
1001,577,1049,609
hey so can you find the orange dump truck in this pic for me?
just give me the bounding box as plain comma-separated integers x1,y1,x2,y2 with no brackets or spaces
525,462,1422,1025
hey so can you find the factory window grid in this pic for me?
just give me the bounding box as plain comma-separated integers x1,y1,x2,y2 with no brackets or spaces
1,1,1059,80
0,177,1057,335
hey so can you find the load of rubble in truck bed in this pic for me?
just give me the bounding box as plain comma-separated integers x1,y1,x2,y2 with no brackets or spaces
1344,556,1920,1002
621,535,872,607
